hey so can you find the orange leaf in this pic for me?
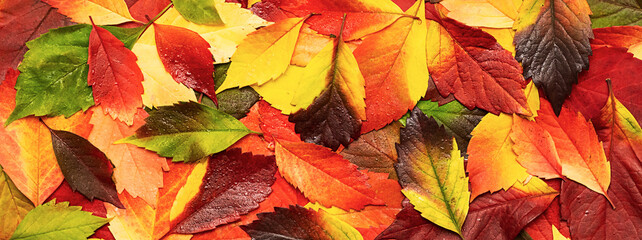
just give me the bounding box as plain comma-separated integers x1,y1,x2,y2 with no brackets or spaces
511,114,563,179
0,70,92,205
536,99,612,203
229,103,272,156
88,106,169,207
275,140,383,210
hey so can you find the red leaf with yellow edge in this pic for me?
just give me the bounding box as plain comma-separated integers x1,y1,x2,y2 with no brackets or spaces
258,100,299,144
560,81,642,239
425,4,530,116
170,149,277,234
511,114,563,179
154,24,217,104
275,140,383,211
253,0,404,41
566,47,642,125
192,172,308,240
340,122,401,180
513,0,593,114
536,98,612,203
0,0,72,81
88,22,144,125
46,181,115,240
467,112,529,200
88,106,168,207
0,70,93,205
591,26,642,59
523,180,571,240
241,205,363,240
354,0,429,133
378,178,558,240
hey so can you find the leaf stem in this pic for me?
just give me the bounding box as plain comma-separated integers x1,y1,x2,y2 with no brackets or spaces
138,2,175,40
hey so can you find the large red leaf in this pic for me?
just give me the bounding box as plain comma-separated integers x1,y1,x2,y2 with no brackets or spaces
154,23,217,104
88,22,144,125
425,4,530,116
0,0,72,81
566,47,642,125
560,82,642,239
377,179,557,240
275,140,383,211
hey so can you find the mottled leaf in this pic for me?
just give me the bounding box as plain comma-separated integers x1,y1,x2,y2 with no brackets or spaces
0,166,34,239
341,122,400,180
414,100,486,152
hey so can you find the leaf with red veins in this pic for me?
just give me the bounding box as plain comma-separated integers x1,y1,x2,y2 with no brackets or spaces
88,22,144,125
154,23,217,104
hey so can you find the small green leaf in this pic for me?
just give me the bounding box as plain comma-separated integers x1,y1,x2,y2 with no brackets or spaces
174,0,223,25
6,24,145,125
588,0,642,28
9,200,109,240
117,101,253,162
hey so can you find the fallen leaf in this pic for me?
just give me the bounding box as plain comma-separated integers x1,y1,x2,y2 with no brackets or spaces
354,0,429,133
257,100,299,144
0,166,33,240
241,205,364,240
511,114,564,179
340,122,400,180
441,0,522,28
591,26,642,59
88,21,144,125
118,102,253,162
10,200,109,240
275,140,383,211
174,0,223,25
43,0,137,25
587,0,642,28
513,0,593,114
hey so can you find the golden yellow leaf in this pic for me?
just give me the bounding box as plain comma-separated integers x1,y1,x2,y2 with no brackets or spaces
44,0,136,25
441,0,522,28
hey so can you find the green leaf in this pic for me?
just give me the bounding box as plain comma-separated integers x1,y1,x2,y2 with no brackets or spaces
9,200,109,240
174,0,223,25
588,0,642,28
395,107,470,237
201,63,260,119
117,101,253,162
0,167,34,239
6,24,145,125
102,25,145,49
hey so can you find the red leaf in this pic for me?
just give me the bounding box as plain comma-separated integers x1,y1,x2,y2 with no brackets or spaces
523,180,571,240
88,22,144,125
154,23,216,104
129,0,171,22
46,181,115,240
591,26,642,53
567,47,642,125
258,100,299,144
0,0,72,81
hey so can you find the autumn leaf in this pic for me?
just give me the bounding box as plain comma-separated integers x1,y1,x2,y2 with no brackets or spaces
289,24,367,150
129,0,171,22
425,3,531,116
257,100,299,143
88,106,168,207
587,0,642,28
174,0,223,25
169,149,276,234
440,0,522,28
536,98,612,203
591,26,642,59
10,200,109,240
6,24,144,125
241,205,363,240
340,122,401,180
566,47,642,125
254,0,406,41
0,166,34,240
377,178,558,240
48,126,124,208
523,180,571,240
560,80,642,239
305,203,401,236
217,17,307,92
275,140,383,211
154,23,217,103
88,21,144,125
43,0,137,25
355,0,429,133
118,101,253,162
511,114,564,179
0,0,72,81
0,70,93,205
513,0,593,114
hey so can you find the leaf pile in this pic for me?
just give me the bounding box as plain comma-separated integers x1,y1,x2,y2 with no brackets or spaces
1,0,641,239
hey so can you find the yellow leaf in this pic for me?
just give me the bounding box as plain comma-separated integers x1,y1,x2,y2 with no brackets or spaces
441,0,522,28
43,0,137,25
480,27,516,55
218,17,307,92
253,65,310,114
0,167,33,239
